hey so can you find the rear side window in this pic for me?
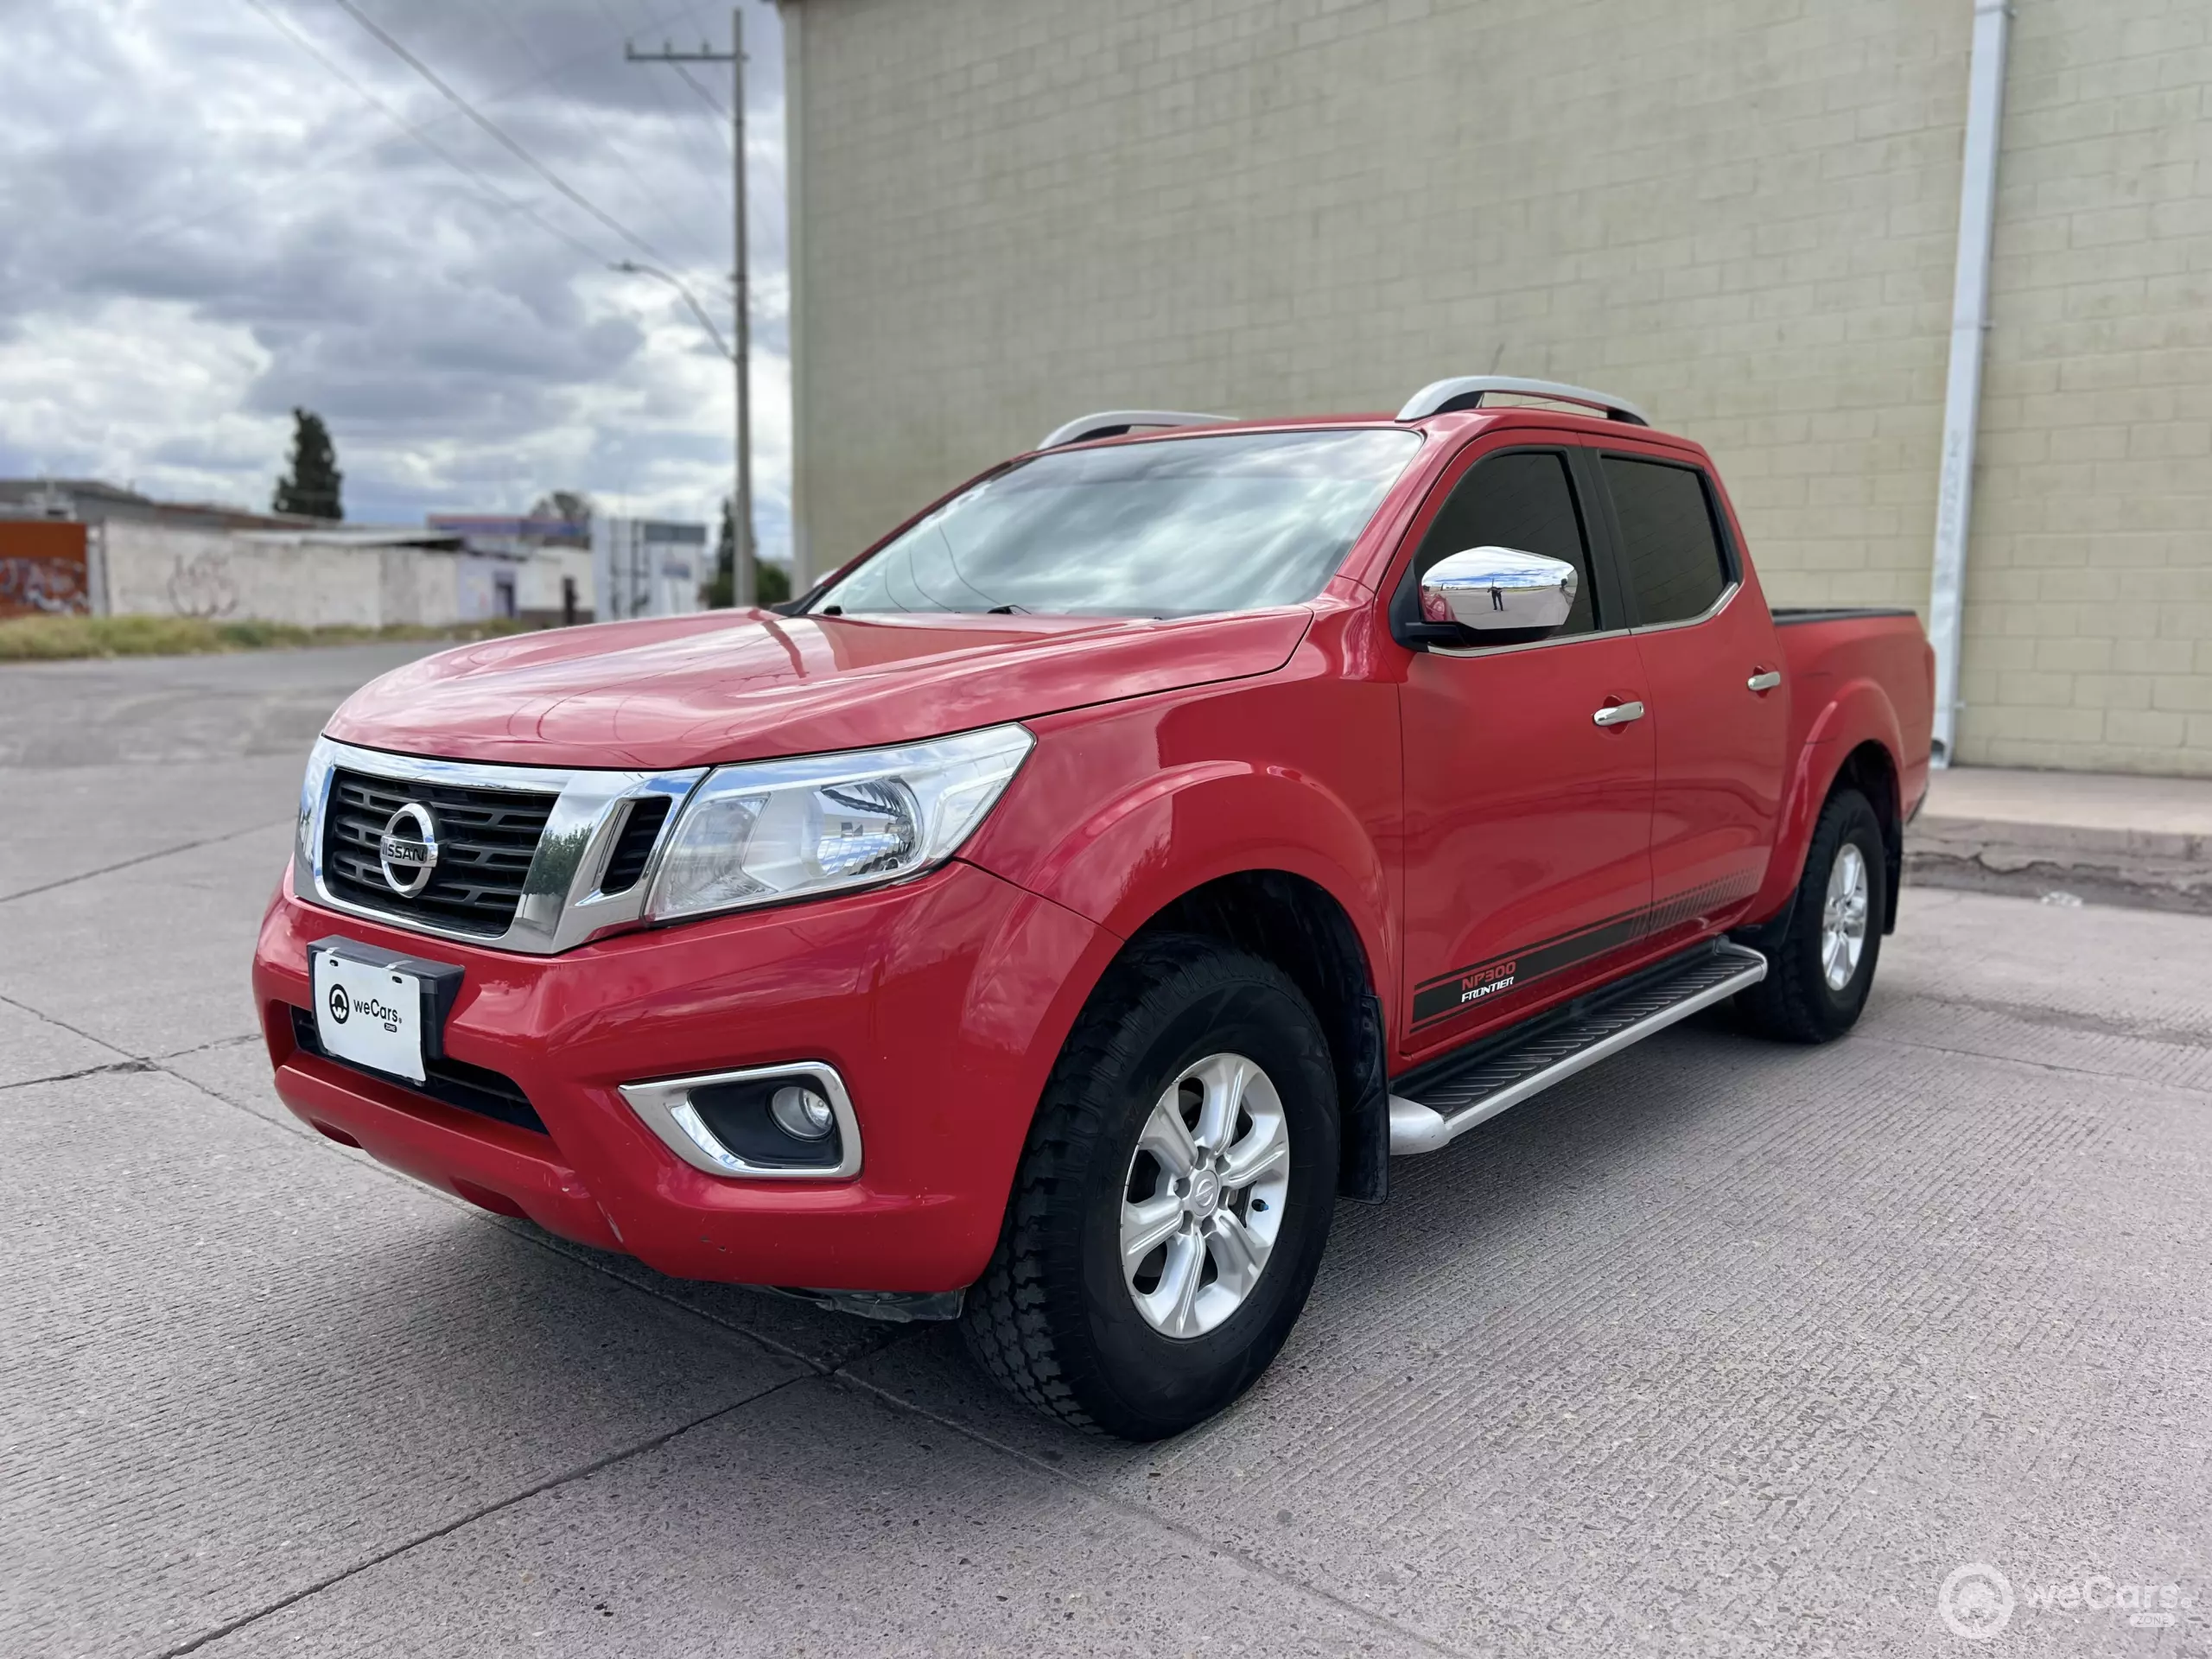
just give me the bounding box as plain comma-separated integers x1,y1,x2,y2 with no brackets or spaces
1602,456,1730,626
1411,451,1597,636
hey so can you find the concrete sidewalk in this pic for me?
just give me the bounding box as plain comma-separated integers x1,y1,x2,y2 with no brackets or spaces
1906,765,2212,913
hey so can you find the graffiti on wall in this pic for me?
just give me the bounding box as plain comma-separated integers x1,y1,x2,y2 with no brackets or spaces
166,550,239,619
0,523,92,618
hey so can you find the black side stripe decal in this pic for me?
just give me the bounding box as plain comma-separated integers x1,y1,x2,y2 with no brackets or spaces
1409,874,1758,1027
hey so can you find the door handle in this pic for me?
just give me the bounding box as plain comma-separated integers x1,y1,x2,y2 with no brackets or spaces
1592,700,1646,728
1747,669,1782,693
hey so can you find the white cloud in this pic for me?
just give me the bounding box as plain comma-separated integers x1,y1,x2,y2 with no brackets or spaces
0,0,791,556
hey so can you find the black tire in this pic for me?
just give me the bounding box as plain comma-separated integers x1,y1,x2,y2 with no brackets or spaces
962,934,1340,1440
1737,786,1886,1044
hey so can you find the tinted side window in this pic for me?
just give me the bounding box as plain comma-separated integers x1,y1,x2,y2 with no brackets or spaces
1602,456,1729,626
1412,451,1597,635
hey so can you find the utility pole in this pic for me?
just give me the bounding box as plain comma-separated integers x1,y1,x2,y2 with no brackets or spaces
627,9,753,607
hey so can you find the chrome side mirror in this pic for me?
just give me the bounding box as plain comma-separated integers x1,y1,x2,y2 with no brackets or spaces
1418,545,1578,639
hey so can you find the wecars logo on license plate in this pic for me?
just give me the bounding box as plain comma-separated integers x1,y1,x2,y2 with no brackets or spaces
312,948,427,1083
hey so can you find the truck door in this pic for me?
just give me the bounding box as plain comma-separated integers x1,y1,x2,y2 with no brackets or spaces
1396,442,1656,1060
1594,448,1789,945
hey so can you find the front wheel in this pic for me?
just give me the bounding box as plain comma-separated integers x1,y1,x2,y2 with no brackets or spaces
963,935,1339,1440
1738,786,1886,1044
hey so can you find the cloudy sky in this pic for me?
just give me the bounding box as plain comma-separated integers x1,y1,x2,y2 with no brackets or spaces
0,0,790,556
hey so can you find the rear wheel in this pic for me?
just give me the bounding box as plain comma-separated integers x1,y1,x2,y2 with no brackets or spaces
963,935,1339,1440
1738,786,1886,1044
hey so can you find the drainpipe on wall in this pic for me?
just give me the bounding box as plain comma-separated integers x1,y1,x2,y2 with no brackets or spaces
1927,0,2012,768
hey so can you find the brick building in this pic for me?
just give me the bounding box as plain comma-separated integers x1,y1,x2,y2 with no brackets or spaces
779,0,2212,776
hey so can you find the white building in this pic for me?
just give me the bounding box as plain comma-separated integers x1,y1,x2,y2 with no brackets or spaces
426,515,599,626
591,518,711,620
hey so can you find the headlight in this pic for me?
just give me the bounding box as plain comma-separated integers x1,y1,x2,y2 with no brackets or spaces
644,723,1034,922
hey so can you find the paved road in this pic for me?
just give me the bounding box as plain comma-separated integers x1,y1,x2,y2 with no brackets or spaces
3,647,2208,1657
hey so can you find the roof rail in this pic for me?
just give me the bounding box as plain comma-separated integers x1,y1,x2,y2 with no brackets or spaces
1395,376,1650,428
1035,410,1233,450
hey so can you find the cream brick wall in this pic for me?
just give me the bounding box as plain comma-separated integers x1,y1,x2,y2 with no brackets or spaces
1956,0,2212,773
787,0,2212,775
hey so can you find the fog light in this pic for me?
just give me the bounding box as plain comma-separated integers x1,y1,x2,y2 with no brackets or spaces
620,1061,860,1180
770,1084,836,1141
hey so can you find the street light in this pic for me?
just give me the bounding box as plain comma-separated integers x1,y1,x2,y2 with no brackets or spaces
611,260,734,364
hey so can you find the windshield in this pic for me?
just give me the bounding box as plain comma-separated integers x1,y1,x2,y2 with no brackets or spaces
810,428,1421,618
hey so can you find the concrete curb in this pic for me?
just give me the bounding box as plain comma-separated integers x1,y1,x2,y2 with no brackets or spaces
1905,817,2212,914
1901,768,2212,914
1909,814,2212,866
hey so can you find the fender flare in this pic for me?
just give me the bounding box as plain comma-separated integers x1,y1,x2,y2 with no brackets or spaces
1750,677,1906,925
970,761,1396,1198
1007,760,1393,988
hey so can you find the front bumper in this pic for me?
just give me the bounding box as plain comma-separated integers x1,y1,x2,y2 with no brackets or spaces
251,859,1112,1293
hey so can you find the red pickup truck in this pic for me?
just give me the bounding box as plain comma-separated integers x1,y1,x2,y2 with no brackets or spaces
253,376,1933,1440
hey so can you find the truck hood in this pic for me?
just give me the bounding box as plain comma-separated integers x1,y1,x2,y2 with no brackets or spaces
324,607,1313,771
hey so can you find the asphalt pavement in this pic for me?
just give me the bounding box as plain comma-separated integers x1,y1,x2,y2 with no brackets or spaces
3,645,2208,1657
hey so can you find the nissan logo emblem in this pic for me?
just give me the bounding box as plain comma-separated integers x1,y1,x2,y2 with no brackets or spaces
378,802,441,897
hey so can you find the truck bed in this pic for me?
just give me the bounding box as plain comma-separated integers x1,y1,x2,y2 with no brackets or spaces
1772,606,1936,817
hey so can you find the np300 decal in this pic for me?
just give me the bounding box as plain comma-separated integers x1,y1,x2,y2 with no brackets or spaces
1410,874,1760,1028
1455,959,1518,1005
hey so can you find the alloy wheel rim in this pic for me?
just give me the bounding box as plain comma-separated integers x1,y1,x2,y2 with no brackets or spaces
1120,1052,1292,1340
1821,843,1870,992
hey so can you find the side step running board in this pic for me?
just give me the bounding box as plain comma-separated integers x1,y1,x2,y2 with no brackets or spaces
1389,942,1768,1156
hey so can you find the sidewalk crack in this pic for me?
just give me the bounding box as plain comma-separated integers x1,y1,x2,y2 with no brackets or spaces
0,1058,156,1091
0,818,289,906
155,1375,811,1658
154,1033,264,1062
0,992,143,1062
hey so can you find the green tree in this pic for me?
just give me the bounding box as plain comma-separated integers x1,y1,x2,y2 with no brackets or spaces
271,409,343,520
528,490,594,528
706,495,787,607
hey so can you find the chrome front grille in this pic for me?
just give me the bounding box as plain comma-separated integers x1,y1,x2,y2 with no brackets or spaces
295,739,705,955
322,768,559,937
599,796,672,895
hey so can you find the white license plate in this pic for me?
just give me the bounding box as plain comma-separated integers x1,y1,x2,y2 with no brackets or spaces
312,947,426,1084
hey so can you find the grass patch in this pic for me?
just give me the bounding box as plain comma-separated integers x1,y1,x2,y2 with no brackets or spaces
0,613,534,663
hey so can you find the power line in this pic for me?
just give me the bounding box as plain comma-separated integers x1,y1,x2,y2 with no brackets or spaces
669,60,731,127
628,13,756,606
658,2,740,121
466,0,724,273
236,0,619,269
324,0,671,267
608,0,729,142
135,7,666,256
